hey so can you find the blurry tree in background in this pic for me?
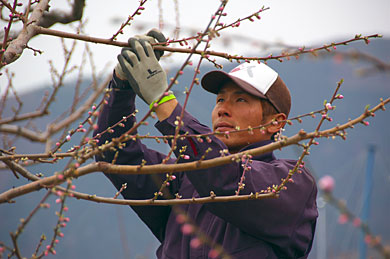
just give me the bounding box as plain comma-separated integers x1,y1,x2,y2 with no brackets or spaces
0,0,389,258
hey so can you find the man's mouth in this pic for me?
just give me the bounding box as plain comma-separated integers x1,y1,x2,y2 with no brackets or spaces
214,122,235,132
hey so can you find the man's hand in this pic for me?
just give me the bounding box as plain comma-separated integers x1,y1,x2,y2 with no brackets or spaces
115,29,166,81
117,37,171,106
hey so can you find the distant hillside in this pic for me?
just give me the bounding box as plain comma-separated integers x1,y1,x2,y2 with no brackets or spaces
0,38,389,258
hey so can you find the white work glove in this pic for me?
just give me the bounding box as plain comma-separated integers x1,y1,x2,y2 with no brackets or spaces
115,30,175,109
116,29,166,73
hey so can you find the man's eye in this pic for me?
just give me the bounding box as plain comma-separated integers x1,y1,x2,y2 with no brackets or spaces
217,98,224,103
237,98,247,102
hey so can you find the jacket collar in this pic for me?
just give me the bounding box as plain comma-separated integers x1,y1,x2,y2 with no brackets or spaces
239,139,276,162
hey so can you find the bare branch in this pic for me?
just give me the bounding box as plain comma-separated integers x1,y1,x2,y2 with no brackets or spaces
0,124,46,142
37,0,85,28
2,0,50,66
33,26,382,63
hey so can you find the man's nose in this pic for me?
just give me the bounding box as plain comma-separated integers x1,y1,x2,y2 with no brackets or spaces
217,102,232,117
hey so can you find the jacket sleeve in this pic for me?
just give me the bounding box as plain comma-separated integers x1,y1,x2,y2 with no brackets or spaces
155,104,318,257
93,73,181,242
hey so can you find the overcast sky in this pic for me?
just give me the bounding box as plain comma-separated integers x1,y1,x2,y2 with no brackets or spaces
1,0,389,93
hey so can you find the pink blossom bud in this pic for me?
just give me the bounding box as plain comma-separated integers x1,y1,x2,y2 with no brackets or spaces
337,94,344,99
171,175,176,180
74,163,80,168
353,217,361,227
176,214,186,224
55,198,61,204
338,214,349,224
93,124,98,130
363,121,369,126
190,238,202,248
183,155,190,160
92,105,96,110
208,249,220,258
325,103,333,110
318,175,334,192
61,223,67,228
52,249,56,255
181,224,193,235
57,174,64,180
364,235,372,244
71,185,76,190
63,207,68,212
58,232,64,237
66,135,71,141
55,239,59,244
44,250,49,256
46,245,51,250
56,142,60,146
179,71,184,75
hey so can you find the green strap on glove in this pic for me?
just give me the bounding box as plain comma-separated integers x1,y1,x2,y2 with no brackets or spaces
116,29,176,108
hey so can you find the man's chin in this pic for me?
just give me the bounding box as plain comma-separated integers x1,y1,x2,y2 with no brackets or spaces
214,136,243,153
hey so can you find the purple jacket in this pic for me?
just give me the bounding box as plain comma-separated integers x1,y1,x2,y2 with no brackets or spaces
94,75,318,258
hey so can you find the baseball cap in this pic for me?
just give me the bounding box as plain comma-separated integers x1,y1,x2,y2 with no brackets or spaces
201,62,291,117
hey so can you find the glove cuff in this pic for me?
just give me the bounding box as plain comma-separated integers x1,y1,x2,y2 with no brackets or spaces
149,93,176,110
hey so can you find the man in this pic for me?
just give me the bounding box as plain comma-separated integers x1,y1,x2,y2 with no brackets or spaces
94,30,318,258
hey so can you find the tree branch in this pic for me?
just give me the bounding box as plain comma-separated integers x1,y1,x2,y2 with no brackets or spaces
37,0,85,28
2,0,50,66
0,97,387,204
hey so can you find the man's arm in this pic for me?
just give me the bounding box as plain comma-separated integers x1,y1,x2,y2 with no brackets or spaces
93,73,180,242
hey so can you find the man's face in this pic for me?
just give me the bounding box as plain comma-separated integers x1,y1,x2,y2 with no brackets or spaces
211,82,270,153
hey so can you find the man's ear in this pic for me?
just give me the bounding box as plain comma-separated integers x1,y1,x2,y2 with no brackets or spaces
266,113,287,134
